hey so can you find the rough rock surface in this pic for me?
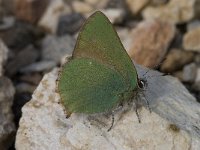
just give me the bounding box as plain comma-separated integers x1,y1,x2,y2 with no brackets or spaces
16,65,200,150
127,20,175,68
0,77,16,150
142,0,195,24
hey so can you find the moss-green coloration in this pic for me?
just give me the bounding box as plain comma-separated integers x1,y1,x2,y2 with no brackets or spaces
58,11,139,114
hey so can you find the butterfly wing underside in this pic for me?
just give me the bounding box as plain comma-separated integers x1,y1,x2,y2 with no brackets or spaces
59,58,127,113
73,11,138,90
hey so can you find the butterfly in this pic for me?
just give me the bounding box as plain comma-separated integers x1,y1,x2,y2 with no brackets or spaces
58,11,149,131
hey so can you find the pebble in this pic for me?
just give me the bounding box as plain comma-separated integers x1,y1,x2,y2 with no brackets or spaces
142,0,195,24
38,0,71,33
15,82,36,94
19,73,42,85
0,16,15,30
20,60,56,73
0,21,39,51
101,8,125,24
14,0,50,24
42,35,75,64
183,63,197,83
72,0,94,14
161,49,194,72
0,39,8,76
192,68,200,91
127,19,175,68
57,13,85,35
125,0,150,14
0,77,15,150
183,27,200,53
5,45,39,76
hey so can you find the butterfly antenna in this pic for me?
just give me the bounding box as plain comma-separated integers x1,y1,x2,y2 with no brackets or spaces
142,57,167,77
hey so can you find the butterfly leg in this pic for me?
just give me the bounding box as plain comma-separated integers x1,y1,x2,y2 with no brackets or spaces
135,95,141,123
107,112,114,132
141,92,152,113
135,104,141,123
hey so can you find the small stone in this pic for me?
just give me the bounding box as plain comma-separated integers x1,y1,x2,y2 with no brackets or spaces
173,71,184,81
127,20,175,68
150,0,169,6
19,73,42,85
183,63,197,83
5,45,39,76
101,8,125,24
15,82,36,93
125,0,150,14
0,21,39,51
0,77,15,150
183,27,200,53
142,0,195,24
20,60,56,73
0,39,8,76
42,35,75,64
0,16,15,30
38,0,71,34
187,20,200,31
57,13,85,36
14,0,50,24
87,0,109,8
192,68,200,91
161,49,194,72
116,27,131,50
72,0,94,14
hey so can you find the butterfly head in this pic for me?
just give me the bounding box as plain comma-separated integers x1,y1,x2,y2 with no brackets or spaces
137,78,148,90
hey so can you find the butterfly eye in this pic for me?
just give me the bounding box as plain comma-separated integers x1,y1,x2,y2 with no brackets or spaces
138,79,145,89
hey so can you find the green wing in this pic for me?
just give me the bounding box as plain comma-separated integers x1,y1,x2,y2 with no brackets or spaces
73,11,138,91
58,58,130,113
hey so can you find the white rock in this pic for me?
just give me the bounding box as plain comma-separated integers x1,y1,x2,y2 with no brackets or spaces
16,66,200,150
0,39,8,76
72,0,94,14
38,0,71,34
142,0,195,24
101,8,125,24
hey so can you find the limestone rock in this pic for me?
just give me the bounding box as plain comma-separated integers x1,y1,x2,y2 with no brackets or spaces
127,20,175,68
0,39,8,76
0,77,15,150
142,0,195,24
38,0,71,33
15,65,200,149
183,27,200,52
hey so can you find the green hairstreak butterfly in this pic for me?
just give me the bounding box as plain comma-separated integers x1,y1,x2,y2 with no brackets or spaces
58,11,148,131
